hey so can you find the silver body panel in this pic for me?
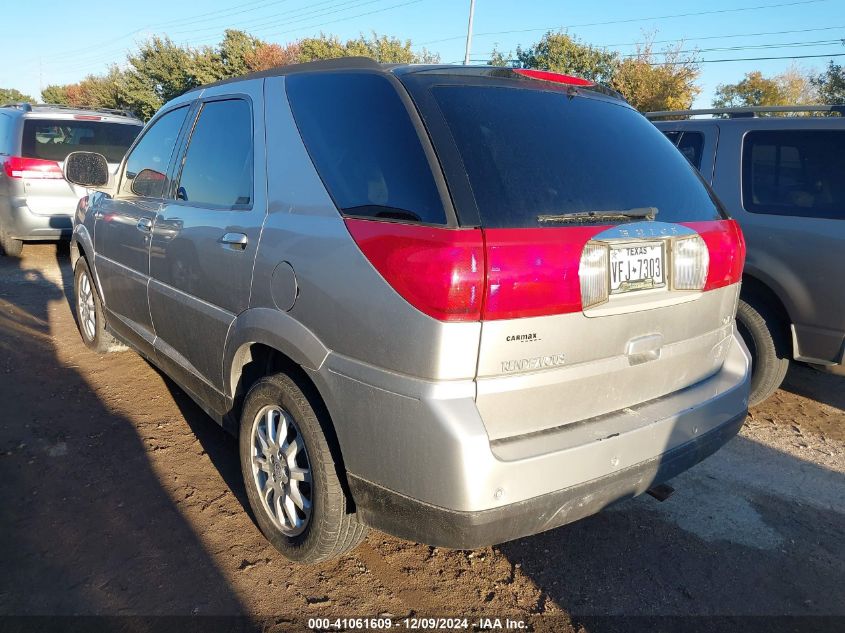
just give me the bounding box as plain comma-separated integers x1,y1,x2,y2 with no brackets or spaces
72,68,750,541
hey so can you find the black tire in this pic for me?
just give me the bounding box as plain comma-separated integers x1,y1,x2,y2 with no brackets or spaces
73,259,121,353
0,227,23,257
239,372,367,563
736,297,790,406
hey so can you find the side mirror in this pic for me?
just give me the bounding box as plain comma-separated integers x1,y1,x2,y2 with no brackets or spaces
63,151,110,188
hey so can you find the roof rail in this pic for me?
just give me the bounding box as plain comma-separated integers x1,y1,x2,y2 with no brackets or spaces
645,105,845,119
1,102,139,119
0,102,33,112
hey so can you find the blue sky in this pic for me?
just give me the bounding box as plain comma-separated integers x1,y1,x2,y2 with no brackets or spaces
2,0,844,108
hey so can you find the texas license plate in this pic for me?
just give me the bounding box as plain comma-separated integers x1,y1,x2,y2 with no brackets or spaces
610,242,666,294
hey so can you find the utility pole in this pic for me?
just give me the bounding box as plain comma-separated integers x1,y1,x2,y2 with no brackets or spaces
463,0,476,65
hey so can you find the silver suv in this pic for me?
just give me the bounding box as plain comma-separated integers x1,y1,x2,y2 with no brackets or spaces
65,59,751,564
0,102,142,256
651,106,845,404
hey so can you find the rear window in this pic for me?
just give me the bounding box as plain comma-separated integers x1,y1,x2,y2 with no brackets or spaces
422,83,723,228
742,130,845,220
22,119,141,163
287,72,446,224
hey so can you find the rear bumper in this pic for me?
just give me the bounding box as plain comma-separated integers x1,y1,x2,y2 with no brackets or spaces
317,328,750,548
3,202,72,241
349,410,746,549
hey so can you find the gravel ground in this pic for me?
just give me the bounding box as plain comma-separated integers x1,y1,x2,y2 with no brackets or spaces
0,244,842,631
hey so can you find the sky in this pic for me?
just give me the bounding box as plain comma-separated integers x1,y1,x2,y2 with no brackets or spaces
1,0,844,108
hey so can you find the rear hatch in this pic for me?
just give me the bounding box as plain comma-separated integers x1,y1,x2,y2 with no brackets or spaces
15,116,140,215
400,68,745,440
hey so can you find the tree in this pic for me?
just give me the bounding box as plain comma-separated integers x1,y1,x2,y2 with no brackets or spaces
245,42,302,72
714,66,817,108
41,85,71,105
298,33,439,64
611,39,701,112
812,61,845,104
514,32,619,84
0,87,35,104
219,29,264,77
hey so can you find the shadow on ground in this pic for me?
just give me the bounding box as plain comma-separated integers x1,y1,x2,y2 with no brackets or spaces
0,246,247,617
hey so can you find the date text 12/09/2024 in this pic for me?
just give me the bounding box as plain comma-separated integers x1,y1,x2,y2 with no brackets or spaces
307,617,529,630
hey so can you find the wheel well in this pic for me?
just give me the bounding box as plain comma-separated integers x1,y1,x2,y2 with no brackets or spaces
740,274,792,353
230,344,357,511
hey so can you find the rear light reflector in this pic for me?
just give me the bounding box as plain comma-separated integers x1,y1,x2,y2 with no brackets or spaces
513,68,594,87
344,219,485,322
682,220,746,291
579,242,610,308
2,156,63,179
672,235,709,290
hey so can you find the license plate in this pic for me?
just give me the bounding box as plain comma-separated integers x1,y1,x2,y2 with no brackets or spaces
609,242,665,294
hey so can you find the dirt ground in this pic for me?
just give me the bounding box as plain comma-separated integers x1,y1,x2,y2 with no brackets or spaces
1,244,843,631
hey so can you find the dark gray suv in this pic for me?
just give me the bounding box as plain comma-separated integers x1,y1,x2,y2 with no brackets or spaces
652,106,845,404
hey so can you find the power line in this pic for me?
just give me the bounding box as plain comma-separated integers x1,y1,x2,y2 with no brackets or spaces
623,38,845,58
418,0,831,46
657,51,845,64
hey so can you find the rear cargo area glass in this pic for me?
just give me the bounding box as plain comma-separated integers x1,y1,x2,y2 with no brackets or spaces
22,119,141,163
424,84,723,228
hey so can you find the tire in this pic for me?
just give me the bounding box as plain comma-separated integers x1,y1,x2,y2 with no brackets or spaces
0,227,23,257
736,297,790,406
239,372,367,563
73,259,121,353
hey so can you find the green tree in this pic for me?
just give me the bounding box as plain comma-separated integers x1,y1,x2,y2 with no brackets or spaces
0,87,35,104
611,39,701,112
514,32,619,84
487,46,513,67
298,33,439,64
812,61,845,104
713,66,817,108
219,29,264,77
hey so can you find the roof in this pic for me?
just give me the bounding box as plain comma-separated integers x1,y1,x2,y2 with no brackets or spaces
645,105,845,119
0,102,142,122
186,56,624,101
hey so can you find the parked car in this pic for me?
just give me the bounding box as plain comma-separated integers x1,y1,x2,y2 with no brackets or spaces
651,106,845,405
0,102,142,256
65,59,750,564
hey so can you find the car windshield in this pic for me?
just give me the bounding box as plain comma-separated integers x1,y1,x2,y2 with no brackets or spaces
410,79,724,228
22,119,142,163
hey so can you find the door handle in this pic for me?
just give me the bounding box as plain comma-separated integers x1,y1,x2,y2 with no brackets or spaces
220,232,248,250
137,217,153,232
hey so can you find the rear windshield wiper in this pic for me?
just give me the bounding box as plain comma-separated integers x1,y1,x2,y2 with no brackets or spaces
537,207,658,224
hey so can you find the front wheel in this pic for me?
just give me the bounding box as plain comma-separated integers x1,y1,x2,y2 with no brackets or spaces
74,259,121,353
239,372,367,563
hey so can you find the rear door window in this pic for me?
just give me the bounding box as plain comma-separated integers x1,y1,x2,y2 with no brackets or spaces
175,99,253,208
412,81,723,228
743,130,845,219
287,72,447,224
22,119,141,163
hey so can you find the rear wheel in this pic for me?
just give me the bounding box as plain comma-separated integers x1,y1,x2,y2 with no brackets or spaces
74,259,121,353
0,227,23,257
239,372,367,564
736,297,790,406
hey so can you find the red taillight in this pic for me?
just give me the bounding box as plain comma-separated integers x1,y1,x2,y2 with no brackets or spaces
683,219,746,291
2,156,63,180
482,226,609,319
344,219,485,322
73,114,102,120
347,218,744,323
513,68,594,87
